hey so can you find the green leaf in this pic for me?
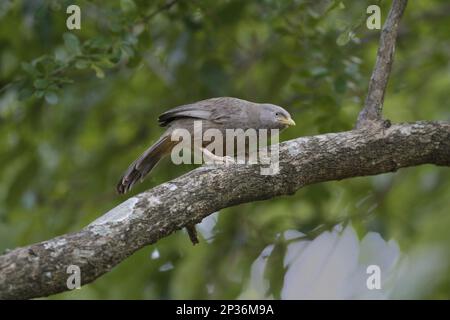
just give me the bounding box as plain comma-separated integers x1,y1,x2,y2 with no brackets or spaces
21,62,37,75
310,66,328,77
97,58,115,69
91,65,105,78
34,90,45,98
18,87,33,100
63,33,81,54
111,46,122,63
120,45,134,59
325,0,343,14
120,0,137,12
33,78,49,89
44,92,59,105
336,30,355,46
87,37,110,49
75,59,90,69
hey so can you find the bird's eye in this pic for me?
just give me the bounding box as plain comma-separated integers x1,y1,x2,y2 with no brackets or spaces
275,112,280,116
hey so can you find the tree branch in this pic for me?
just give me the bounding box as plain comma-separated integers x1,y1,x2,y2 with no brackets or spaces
1,121,449,299
356,0,408,128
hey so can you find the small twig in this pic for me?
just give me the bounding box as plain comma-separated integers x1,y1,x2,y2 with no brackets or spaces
186,224,199,245
141,0,179,23
356,0,408,129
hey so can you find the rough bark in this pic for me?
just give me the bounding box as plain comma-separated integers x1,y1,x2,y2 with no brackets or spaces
1,121,449,299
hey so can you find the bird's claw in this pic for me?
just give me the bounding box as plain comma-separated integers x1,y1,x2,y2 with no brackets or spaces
211,156,235,167
222,156,235,167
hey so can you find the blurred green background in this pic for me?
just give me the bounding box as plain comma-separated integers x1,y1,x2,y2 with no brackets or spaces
0,0,449,299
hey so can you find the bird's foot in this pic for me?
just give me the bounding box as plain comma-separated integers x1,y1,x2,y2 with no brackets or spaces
221,155,236,167
201,148,235,167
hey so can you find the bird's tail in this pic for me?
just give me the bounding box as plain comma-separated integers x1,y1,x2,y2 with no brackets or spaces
117,135,174,194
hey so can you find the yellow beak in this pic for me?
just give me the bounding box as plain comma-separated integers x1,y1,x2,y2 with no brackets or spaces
278,117,296,126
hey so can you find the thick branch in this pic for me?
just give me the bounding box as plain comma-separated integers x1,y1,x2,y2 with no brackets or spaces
1,121,449,299
356,0,408,128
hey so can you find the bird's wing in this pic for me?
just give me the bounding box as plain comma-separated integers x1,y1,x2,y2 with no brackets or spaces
158,103,214,127
158,98,244,127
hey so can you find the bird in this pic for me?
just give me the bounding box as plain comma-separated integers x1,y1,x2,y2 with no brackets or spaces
116,97,296,195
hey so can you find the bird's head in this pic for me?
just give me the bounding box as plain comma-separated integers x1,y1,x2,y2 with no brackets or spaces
259,104,296,130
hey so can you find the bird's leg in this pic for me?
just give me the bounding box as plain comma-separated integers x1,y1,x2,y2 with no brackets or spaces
186,224,199,245
201,147,235,166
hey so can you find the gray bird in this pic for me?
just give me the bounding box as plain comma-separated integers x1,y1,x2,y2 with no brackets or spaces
117,97,295,194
